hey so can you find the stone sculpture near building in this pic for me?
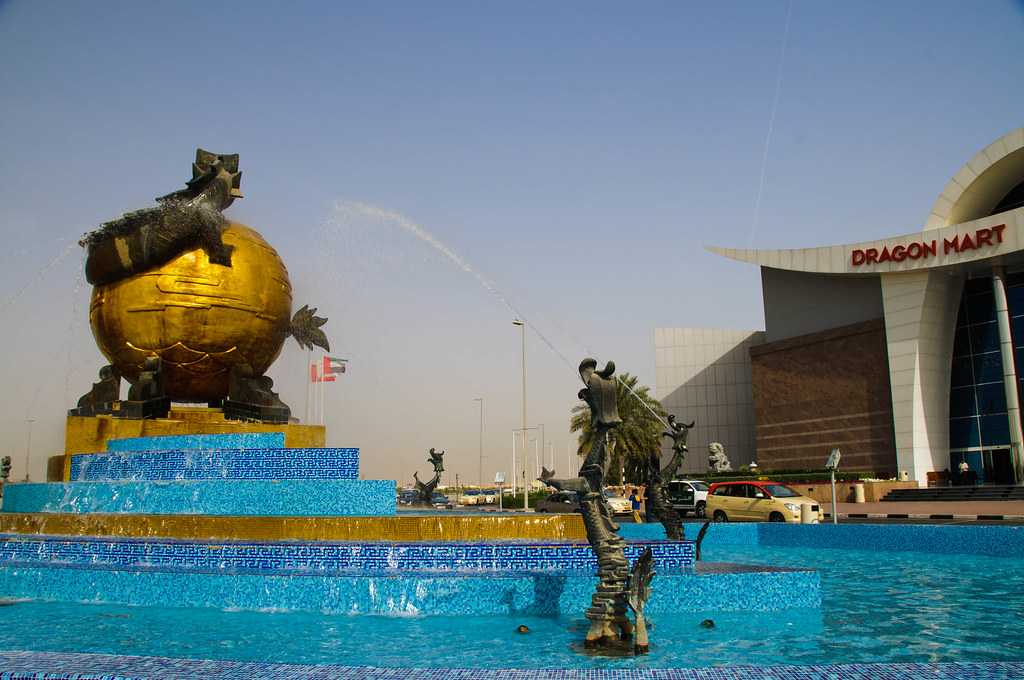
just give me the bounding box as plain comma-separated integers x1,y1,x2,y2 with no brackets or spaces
412,448,445,505
708,442,732,473
542,358,653,653
73,149,330,423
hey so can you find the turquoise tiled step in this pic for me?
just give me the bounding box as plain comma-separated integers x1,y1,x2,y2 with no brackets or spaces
1,480,395,516
69,448,359,481
0,563,820,615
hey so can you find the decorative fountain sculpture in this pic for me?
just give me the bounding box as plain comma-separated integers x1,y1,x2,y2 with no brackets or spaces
644,414,694,541
73,148,330,423
411,448,445,506
538,358,654,654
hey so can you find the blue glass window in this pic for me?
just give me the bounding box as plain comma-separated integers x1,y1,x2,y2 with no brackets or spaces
1012,315,1024,346
964,278,991,295
951,357,974,388
950,417,981,449
976,382,1007,415
980,414,1011,447
949,276,1019,456
950,387,977,418
970,322,1000,354
1007,283,1024,312
967,292,996,324
973,353,1004,384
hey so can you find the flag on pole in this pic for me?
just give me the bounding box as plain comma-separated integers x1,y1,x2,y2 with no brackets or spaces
309,362,336,383
324,356,348,375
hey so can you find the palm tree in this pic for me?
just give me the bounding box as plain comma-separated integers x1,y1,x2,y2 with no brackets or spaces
569,372,668,486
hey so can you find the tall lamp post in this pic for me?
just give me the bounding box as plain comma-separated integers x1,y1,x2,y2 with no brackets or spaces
23,419,34,483
513,319,527,508
473,397,484,488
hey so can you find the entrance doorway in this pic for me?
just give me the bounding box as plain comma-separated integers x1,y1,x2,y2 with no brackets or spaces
950,448,1015,484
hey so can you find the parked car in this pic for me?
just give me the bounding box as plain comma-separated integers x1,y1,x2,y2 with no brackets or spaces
706,481,822,523
667,479,710,517
397,489,418,505
603,489,632,515
461,489,482,505
482,489,498,504
535,491,581,513
431,492,452,509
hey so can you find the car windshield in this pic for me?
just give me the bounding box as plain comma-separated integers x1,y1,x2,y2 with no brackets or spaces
762,484,800,497
603,490,619,498
690,482,709,491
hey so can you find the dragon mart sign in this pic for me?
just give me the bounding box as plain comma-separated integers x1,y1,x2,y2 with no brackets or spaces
851,224,1007,267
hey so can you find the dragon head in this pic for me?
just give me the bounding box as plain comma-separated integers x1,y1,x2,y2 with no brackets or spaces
157,148,243,210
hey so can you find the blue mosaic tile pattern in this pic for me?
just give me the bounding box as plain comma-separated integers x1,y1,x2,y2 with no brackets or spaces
757,523,1024,558
104,433,285,452
0,480,395,516
0,535,693,575
1,652,1023,680
69,448,359,481
0,563,819,615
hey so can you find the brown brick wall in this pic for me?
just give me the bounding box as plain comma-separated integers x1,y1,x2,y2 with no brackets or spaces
750,318,897,475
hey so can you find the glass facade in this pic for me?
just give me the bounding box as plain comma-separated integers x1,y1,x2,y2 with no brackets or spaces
948,275,1022,484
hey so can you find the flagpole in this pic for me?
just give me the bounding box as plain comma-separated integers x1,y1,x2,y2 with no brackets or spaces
305,350,311,424
320,357,325,426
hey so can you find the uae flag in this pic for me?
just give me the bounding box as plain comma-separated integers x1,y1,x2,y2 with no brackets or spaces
309,362,335,383
324,356,348,376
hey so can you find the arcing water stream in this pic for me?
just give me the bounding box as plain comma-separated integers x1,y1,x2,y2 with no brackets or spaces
329,200,670,430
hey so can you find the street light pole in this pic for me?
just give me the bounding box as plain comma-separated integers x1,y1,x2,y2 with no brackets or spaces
474,397,484,488
23,419,34,483
537,423,545,473
513,319,527,510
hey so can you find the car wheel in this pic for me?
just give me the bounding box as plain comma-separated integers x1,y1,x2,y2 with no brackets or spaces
695,502,706,518
769,511,786,522
713,510,728,522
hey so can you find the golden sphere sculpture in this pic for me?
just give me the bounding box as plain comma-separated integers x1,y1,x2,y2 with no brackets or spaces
76,149,328,419
89,223,293,402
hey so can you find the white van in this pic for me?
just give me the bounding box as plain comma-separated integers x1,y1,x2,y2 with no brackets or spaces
667,479,710,518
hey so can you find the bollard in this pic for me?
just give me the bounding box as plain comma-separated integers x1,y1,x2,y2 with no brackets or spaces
800,503,816,524
854,483,866,504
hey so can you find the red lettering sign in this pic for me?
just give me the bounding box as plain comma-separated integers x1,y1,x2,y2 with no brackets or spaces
853,227,1005,267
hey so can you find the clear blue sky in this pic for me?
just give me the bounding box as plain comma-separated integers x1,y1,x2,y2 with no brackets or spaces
1,1,1022,482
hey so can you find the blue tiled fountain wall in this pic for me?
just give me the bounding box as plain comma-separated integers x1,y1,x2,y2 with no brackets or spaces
0,535,694,575
0,535,817,615
68,447,360,481
2,479,394,516
619,522,1024,558
12,433,392,515
105,433,285,451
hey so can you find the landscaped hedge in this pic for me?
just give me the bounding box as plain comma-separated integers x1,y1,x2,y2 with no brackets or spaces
697,470,878,484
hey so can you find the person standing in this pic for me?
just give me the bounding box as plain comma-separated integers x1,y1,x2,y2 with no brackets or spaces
629,488,642,523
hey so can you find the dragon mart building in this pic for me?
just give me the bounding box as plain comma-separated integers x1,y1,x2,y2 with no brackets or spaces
656,128,1024,486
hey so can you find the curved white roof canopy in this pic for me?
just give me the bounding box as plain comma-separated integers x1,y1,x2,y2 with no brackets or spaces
709,128,1024,275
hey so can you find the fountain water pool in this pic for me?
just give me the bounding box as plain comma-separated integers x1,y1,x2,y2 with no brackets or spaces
0,536,1020,677
2,434,1020,678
